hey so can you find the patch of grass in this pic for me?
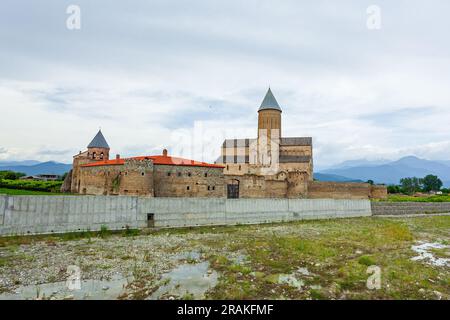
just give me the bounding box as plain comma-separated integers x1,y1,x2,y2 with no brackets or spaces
358,255,376,266
122,226,140,237
99,225,110,238
0,188,61,195
385,194,450,202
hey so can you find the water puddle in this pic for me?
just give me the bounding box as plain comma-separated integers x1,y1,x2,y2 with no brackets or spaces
411,242,449,267
148,261,218,299
0,274,131,300
278,274,304,289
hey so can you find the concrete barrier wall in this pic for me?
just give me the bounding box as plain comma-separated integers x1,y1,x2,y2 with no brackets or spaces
0,195,144,236
0,195,372,236
371,201,450,215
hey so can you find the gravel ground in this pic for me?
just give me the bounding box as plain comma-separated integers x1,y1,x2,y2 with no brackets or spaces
0,216,449,300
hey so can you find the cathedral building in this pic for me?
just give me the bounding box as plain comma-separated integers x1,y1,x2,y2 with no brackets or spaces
217,88,313,198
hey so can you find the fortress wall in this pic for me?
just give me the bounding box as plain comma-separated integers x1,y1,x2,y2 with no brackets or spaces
307,181,387,200
370,185,388,199
153,165,225,198
0,194,372,236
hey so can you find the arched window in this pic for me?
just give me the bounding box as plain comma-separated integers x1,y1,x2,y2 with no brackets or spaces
92,152,96,159
100,152,104,159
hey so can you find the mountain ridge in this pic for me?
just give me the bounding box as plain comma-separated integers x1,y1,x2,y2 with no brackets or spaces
319,156,450,187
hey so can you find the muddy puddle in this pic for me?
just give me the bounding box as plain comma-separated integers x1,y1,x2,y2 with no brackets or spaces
0,274,131,300
148,261,218,299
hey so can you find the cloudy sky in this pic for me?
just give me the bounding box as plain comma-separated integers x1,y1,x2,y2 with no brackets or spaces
1,0,449,169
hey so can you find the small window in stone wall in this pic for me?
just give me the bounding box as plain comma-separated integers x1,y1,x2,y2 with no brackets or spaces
207,186,210,191
188,172,191,177
187,186,190,190
239,165,241,170
212,186,215,190
167,172,171,176
178,172,182,177
204,172,208,177
141,172,145,176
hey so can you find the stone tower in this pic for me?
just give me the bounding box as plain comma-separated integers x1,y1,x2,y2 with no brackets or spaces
87,130,110,161
257,88,282,141
257,88,281,166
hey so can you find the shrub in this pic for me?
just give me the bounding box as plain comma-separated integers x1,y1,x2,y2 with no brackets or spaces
0,179,62,192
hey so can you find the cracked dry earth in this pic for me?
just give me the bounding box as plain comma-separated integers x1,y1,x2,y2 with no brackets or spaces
0,216,449,300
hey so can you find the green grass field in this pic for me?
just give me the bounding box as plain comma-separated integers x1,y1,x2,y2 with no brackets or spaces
384,194,450,202
0,188,62,195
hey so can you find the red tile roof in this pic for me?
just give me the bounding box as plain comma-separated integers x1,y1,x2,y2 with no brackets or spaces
81,155,224,169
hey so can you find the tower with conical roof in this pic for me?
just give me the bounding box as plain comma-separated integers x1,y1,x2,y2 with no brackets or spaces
87,130,110,161
258,88,282,141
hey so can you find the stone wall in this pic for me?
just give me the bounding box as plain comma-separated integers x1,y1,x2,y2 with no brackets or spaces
307,181,387,200
78,159,154,196
371,202,450,215
153,165,225,197
370,185,388,199
0,195,372,236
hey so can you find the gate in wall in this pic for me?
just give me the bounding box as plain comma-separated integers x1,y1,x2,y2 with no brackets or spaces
227,179,240,198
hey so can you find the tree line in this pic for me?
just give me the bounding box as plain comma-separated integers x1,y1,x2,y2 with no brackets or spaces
387,174,448,195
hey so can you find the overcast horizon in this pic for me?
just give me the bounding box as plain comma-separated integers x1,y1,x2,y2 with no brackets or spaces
1,1,450,169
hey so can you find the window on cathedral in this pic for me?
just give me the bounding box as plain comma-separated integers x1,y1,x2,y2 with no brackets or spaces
141,172,145,176
238,165,241,171
186,186,190,190
212,186,215,190
207,186,210,191
100,152,104,159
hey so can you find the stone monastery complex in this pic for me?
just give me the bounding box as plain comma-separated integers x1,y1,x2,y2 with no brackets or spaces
62,89,387,199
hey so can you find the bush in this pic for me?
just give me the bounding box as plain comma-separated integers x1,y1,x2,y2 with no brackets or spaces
0,179,62,192
387,185,401,194
0,171,26,180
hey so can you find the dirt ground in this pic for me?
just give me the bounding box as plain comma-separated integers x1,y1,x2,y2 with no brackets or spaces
0,215,449,300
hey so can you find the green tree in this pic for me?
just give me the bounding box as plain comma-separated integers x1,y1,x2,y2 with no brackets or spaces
367,179,374,185
422,174,443,192
400,177,423,195
0,170,26,180
387,185,401,194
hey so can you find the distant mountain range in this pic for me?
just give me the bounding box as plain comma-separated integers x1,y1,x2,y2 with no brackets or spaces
0,161,72,176
316,156,450,187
